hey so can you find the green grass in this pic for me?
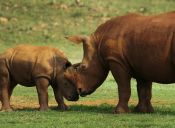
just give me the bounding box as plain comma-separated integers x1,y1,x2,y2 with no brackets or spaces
1,78,175,128
0,0,175,128
1,107,175,128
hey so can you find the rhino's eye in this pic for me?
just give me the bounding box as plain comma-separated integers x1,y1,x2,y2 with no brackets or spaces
64,82,68,86
73,66,78,71
79,64,87,71
64,61,72,70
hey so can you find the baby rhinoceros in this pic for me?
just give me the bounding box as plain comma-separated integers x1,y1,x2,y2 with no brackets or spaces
0,45,79,111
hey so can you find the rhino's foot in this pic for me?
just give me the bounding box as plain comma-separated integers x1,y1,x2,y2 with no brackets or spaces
58,103,68,111
134,104,154,113
1,107,13,112
39,106,49,111
147,105,154,113
113,105,131,114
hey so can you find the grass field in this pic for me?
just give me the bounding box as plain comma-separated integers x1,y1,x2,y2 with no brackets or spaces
0,0,175,128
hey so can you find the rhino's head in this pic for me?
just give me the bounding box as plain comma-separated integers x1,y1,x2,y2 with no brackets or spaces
55,60,79,101
64,35,109,97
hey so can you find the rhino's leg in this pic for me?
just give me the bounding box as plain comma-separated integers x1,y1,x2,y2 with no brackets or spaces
0,76,12,112
134,80,154,113
35,77,49,111
8,81,17,100
52,87,68,111
109,62,131,114
0,81,16,110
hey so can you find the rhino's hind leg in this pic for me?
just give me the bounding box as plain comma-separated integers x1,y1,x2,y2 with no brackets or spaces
0,76,12,112
109,62,131,114
53,87,68,111
35,77,49,111
134,80,154,113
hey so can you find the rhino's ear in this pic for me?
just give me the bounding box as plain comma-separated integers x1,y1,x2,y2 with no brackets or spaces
65,35,90,45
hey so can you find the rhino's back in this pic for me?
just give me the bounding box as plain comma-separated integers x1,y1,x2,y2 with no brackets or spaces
96,12,175,83
3,45,66,86
123,12,175,83
94,11,175,41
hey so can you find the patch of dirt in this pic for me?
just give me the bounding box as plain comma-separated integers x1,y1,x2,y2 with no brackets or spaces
1,98,174,110
67,99,118,106
0,17,8,24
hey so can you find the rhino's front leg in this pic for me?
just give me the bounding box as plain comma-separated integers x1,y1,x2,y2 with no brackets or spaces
109,62,131,114
53,86,68,111
8,82,17,100
35,78,49,111
0,77,12,112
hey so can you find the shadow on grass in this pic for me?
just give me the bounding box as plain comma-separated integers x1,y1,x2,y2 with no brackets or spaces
153,106,175,115
13,104,175,115
67,104,115,114
13,107,39,112
14,104,114,114
130,105,175,115
13,104,114,114
67,105,175,115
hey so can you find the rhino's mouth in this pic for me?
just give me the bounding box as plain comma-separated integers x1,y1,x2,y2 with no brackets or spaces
79,90,94,97
67,94,79,101
80,93,87,97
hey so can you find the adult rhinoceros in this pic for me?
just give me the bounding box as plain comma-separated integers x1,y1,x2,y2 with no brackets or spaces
65,11,175,113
